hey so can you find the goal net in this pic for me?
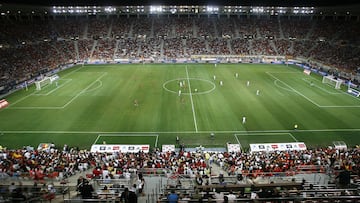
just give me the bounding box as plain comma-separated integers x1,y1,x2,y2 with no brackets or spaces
322,75,343,89
35,74,59,90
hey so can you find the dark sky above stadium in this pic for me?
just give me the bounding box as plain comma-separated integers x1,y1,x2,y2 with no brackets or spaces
1,0,359,7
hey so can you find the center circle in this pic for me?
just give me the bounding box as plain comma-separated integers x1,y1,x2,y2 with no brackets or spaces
163,78,216,95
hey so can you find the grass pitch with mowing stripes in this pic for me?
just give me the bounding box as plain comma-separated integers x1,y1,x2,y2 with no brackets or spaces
0,63,359,149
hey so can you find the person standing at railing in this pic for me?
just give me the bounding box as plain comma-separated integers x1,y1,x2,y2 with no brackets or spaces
137,177,145,196
78,179,94,200
212,188,224,203
120,187,138,203
167,189,179,203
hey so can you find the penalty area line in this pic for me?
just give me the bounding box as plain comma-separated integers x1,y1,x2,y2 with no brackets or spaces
62,72,108,108
235,132,298,142
97,133,159,147
93,134,101,145
155,135,159,148
234,134,243,150
289,133,298,142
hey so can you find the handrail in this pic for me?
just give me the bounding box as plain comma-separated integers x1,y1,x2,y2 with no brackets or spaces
154,195,360,203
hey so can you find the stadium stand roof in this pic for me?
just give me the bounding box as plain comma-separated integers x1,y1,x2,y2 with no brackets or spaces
1,0,360,7
1,1,360,16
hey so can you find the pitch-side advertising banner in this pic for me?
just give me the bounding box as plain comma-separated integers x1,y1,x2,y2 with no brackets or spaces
91,144,150,153
250,142,307,153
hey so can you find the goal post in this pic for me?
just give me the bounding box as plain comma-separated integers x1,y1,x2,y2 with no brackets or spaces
35,74,59,90
322,75,343,89
49,74,60,84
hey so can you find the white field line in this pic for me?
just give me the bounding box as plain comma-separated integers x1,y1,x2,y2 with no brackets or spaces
98,134,159,137
8,106,63,109
61,65,84,78
235,132,298,142
265,72,299,74
155,134,159,147
93,134,101,145
289,133,298,142
81,80,103,93
4,128,360,134
319,105,360,108
97,134,159,147
185,66,198,132
33,79,73,96
267,72,322,107
234,134,243,150
334,86,360,102
302,78,360,106
273,80,292,93
163,77,216,95
8,93,36,107
9,72,107,110
9,65,83,108
62,72,107,108
301,78,342,95
269,72,360,108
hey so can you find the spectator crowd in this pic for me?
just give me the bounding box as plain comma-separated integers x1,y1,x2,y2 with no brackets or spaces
1,16,360,89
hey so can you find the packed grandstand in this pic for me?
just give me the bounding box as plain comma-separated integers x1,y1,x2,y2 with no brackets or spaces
0,2,360,203
0,5,360,93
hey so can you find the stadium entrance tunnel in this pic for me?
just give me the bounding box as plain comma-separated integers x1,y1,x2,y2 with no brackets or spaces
163,78,216,95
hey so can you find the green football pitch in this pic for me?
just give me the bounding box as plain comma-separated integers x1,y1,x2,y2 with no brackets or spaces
0,63,359,150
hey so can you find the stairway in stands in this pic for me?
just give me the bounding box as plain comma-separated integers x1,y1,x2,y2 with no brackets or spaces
138,176,168,203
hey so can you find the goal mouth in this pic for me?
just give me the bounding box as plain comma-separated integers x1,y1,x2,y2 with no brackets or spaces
322,75,343,89
35,74,59,90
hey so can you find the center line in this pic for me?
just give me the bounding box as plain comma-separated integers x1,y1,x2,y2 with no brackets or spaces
185,66,198,132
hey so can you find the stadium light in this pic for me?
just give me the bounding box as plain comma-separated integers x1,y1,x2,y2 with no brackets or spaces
150,6,163,13
104,6,116,13
252,7,264,13
170,8,177,14
206,6,219,13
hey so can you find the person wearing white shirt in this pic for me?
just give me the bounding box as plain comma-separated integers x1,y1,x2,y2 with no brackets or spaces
212,189,224,203
227,191,237,203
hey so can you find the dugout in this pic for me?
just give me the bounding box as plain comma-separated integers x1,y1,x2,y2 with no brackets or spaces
332,141,347,151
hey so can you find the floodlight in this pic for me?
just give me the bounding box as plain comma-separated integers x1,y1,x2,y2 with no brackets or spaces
104,7,116,13
253,7,264,13
150,6,162,13
170,8,176,14
206,6,218,13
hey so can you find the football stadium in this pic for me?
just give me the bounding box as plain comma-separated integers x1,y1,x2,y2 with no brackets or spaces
0,0,359,202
